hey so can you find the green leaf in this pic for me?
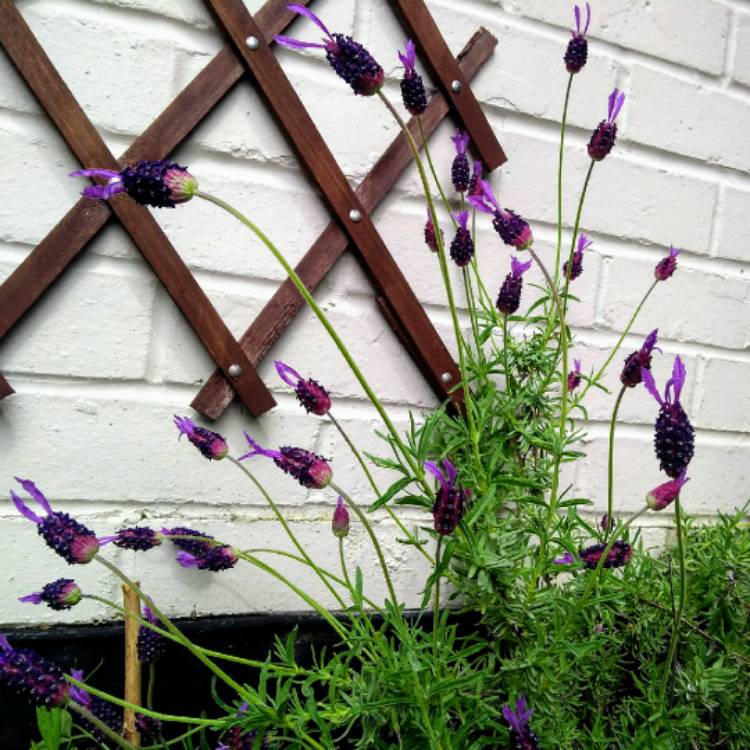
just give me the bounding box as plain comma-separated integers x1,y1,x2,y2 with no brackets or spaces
367,477,415,512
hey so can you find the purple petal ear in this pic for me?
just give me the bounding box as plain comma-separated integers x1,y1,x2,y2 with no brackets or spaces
18,592,43,605
10,490,42,524
239,433,282,461
424,461,448,491
467,194,492,215
274,360,302,387
640,367,663,405
574,4,581,34
611,91,625,122
69,168,120,180
454,211,469,231
441,459,458,487
0,635,10,652
15,478,53,515
398,39,416,70
176,551,199,568
643,329,659,354
502,704,521,733
516,695,533,724
287,4,331,37
510,256,532,278
584,2,592,36
671,355,686,403
273,35,326,50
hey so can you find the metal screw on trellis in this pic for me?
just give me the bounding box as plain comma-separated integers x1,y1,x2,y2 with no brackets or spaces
441,372,453,383
228,364,243,378
245,35,260,50
451,80,462,93
349,209,362,223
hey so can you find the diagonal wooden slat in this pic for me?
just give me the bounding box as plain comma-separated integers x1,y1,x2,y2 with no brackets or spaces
192,28,497,419
0,374,13,399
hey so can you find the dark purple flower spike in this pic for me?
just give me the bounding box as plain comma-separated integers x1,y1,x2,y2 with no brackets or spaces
100,526,162,551
69,669,123,740
11,478,100,564
469,180,533,250
136,714,163,745
174,416,228,460
647,469,689,511
621,328,660,388
162,527,237,572
655,245,681,281
275,5,384,97
275,360,331,416
425,459,470,536
588,88,625,161
424,208,443,253
567,358,582,392
580,539,633,569
241,434,332,489
398,39,427,115
332,496,350,538
449,211,475,267
565,2,591,74
70,160,197,207
496,256,532,316
563,233,592,281
502,696,541,749
642,356,695,478
19,578,82,611
137,606,166,663
0,635,70,707
451,131,471,193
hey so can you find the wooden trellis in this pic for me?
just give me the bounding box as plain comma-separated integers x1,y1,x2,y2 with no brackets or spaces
0,0,506,419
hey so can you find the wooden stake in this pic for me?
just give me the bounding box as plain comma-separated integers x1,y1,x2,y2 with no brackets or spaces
122,584,142,747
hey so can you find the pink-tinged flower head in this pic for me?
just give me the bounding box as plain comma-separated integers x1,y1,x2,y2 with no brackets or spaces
174,416,228,460
425,459,470,536
642,356,695,478
137,606,166,663
580,539,633,569
0,636,70,707
620,328,660,388
502,696,540,749
424,208,443,253
469,181,533,249
275,5,384,96
398,39,427,115
451,131,471,192
568,359,582,392
70,160,197,207
647,469,690,511
331,496,350,538
274,360,331,416
565,2,591,73
655,245,681,281
19,578,82,611
496,256,532,316
468,160,484,197
11,478,99,564
588,88,625,161
241,434,332,489
563,233,592,281
449,210,475,267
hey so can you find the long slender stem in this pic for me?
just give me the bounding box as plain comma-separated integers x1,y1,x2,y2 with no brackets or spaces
553,74,575,289
147,663,156,711
502,314,512,396
417,116,454,223
433,538,442,662
68,701,137,750
606,386,627,539
338,536,354,596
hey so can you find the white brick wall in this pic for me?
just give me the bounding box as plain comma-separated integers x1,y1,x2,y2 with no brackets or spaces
0,0,748,626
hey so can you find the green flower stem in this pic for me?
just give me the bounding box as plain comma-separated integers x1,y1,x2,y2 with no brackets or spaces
463,266,482,357
338,536,355,597
194,190,420,485
67,701,137,750
331,481,399,607
502,314,512,396
433,538,442,662
661,495,687,703
147,662,156,711
417,115,455,224
553,74,574,289
328,411,435,567
228,455,346,609
606,386,627,538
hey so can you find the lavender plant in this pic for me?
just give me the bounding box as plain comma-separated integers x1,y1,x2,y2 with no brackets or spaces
6,3,748,749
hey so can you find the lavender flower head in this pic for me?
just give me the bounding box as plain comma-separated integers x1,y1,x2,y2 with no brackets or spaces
136,714,163,745
69,669,122,740
11,478,99,564
0,635,70,707
424,208,443,253
275,360,331,416
620,329,660,388
101,526,162,552
580,540,633,569
70,160,197,207
162,527,237,572
647,469,689,511
567,359,582,392
451,131,471,193
600,514,616,532
564,2,591,74
137,606,166,663
449,211,475,267
496,256,532,316
469,180,533,250
332,496,350,538
655,245,681,281
588,88,625,161
502,696,540,750
468,160,484,197
398,40,427,115
563,234,592,281
241,434,332,489
275,5,384,96
642,356,695,478
174,416,228,461
19,578,82,611
425,459,470,536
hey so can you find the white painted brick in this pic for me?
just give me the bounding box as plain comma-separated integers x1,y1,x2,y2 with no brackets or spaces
694,356,750,432
715,186,750,262
86,0,213,28
501,0,731,75
733,12,750,87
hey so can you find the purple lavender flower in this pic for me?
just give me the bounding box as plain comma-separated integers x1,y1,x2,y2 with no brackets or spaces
0,635,69,707
275,5,383,97
588,88,625,161
567,359,582,392
647,469,689,511
274,360,331,416
620,329,660,388
502,696,541,750
451,131,471,193
136,714,163,745
563,234,591,281
655,246,681,281
469,180,533,250
468,160,484,197
398,40,427,115
600,514,616,533
332,496,350,538
425,459,470,536
162,527,237,572
70,160,197,207
424,208,443,253
19,578,82,611
69,669,122,740
579,540,633,569
11,478,99,564
101,526,162,552
174,416,228,461
564,3,591,74
642,356,695,478
449,211,474,267
554,552,575,565
137,606,166,664
240,434,332,489
496,256,532,316
162,526,214,557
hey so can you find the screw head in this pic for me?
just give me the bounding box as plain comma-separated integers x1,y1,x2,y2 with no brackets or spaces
246,36,260,51
441,372,453,384
450,79,462,93
349,209,362,223
228,364,243,378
